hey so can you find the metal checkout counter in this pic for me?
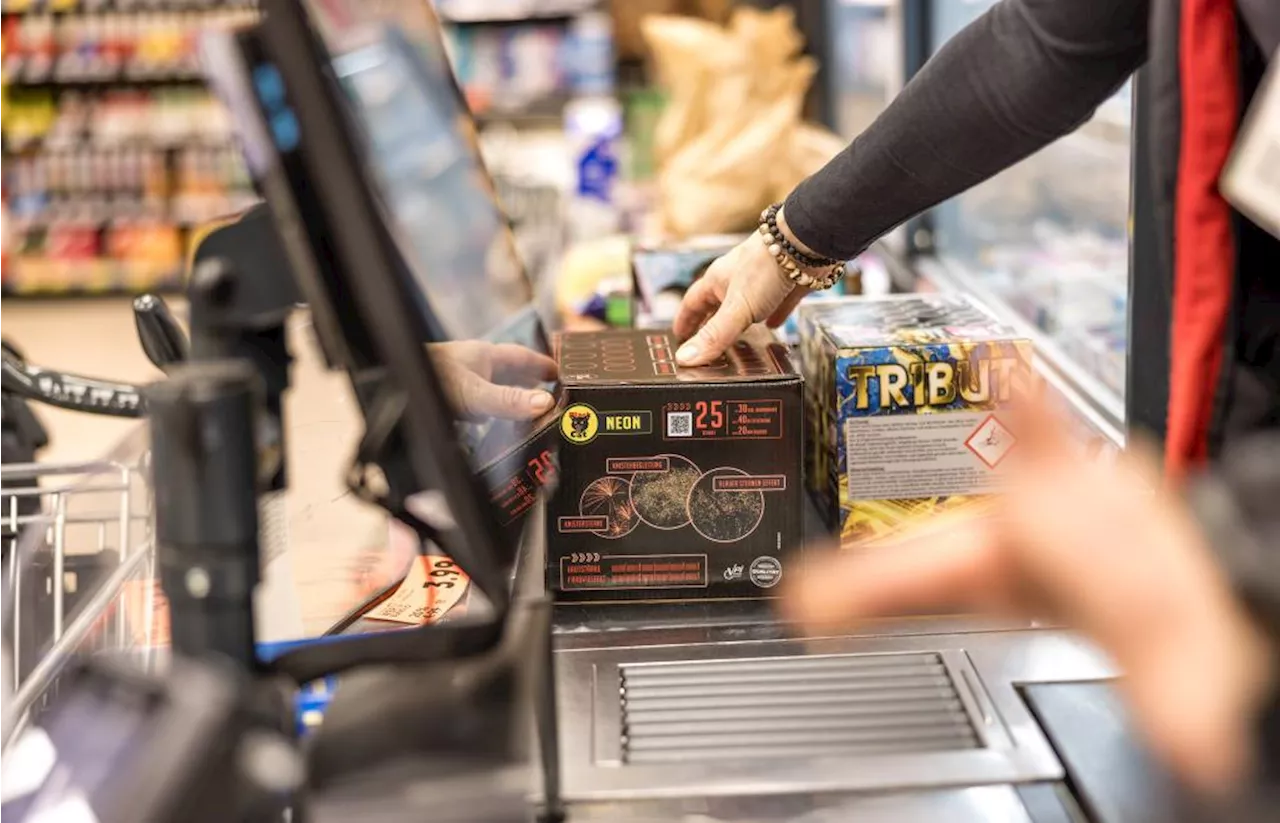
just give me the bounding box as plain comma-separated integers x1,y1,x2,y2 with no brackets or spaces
0,2,1238,822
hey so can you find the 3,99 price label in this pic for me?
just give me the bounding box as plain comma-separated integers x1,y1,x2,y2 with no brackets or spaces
364,555,470,625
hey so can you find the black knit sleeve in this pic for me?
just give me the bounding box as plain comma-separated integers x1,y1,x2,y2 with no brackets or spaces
783,0,1149,260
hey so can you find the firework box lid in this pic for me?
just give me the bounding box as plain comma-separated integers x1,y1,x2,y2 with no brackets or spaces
554,324,799,386
797,293,1025,350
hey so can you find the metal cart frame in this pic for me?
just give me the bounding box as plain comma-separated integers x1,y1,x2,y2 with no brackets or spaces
3,433,159,743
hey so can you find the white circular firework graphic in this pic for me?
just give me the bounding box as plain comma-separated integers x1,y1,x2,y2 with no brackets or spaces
687,467,766,544
628,454,702,530
579,476,639,540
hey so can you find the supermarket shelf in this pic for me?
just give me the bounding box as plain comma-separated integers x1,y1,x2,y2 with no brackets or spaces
2,68,207,88
5,192,259,224
2,281,183,298
2,1,254,13
0,262,185,298
9,215,246,230
472,95,570,127
2,1,254,300
442,10,580,25
437,1,596,25
3,135,237,152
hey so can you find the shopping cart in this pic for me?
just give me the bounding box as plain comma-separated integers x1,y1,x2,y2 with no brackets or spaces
2,297,223,742
2,426,162,744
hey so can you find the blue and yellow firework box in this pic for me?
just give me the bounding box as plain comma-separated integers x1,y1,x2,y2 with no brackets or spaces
548,326,804,603
797,295,1032,547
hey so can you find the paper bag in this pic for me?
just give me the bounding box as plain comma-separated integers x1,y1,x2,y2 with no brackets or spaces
642,7,847,237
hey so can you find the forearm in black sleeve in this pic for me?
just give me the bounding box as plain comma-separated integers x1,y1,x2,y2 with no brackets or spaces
783,0,1149,260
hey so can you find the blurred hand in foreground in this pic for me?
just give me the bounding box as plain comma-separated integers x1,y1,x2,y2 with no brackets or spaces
673,212,814,367
430,340,557,421
782,401,1277,796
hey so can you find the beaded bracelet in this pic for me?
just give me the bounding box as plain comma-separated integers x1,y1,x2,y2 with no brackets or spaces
761,203,838,268
757,203,846,290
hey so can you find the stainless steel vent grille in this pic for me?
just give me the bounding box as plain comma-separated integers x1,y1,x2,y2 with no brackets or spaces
619,652,981,763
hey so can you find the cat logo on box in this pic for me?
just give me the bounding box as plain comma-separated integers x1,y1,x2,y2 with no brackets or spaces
560,403,652,444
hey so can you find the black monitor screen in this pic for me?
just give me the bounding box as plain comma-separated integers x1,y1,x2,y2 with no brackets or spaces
200,0,561,588
305,0,542,350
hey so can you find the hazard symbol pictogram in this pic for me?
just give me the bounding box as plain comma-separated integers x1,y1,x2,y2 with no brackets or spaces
965,414,1016,469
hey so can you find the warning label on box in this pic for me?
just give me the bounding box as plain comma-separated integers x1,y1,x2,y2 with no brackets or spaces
964,414,1017,468
846,412,1011,501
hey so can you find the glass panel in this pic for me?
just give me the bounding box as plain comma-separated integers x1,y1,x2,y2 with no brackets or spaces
826,0,901,139
927,0,1131,401
304,3,542,349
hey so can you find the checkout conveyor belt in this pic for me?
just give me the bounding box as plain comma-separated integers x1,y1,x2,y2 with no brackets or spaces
309,500,1214,823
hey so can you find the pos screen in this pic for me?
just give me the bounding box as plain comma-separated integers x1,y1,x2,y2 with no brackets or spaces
306,0,545,350
200,0,560,623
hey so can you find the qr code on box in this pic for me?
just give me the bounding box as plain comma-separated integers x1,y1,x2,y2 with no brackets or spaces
667,411,693,437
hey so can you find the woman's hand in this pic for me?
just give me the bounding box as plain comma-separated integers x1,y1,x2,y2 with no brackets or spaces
783,405,1277,796
674,236,807,368
430,340,557,420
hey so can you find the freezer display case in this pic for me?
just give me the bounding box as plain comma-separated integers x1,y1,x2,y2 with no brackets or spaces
910,0,1131,430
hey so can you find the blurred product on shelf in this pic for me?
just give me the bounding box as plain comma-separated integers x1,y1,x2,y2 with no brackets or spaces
554,234,632,328
1,0,256,10
563,12,621,239
2,87,234,147
442,17,571,118
2,2,259,294
438,0,629,128
641,6,845,237
621,85,663,182
435,0,597,24
2,133,255,294
565,7,612,94
478,126,571,286
494,168,566,284
1,6,259,84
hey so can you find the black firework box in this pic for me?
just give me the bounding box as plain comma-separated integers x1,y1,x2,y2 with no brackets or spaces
547,326,804,603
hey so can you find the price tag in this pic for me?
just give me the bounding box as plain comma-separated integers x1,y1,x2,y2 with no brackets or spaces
1222,49,1280,238
364,555,470,625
